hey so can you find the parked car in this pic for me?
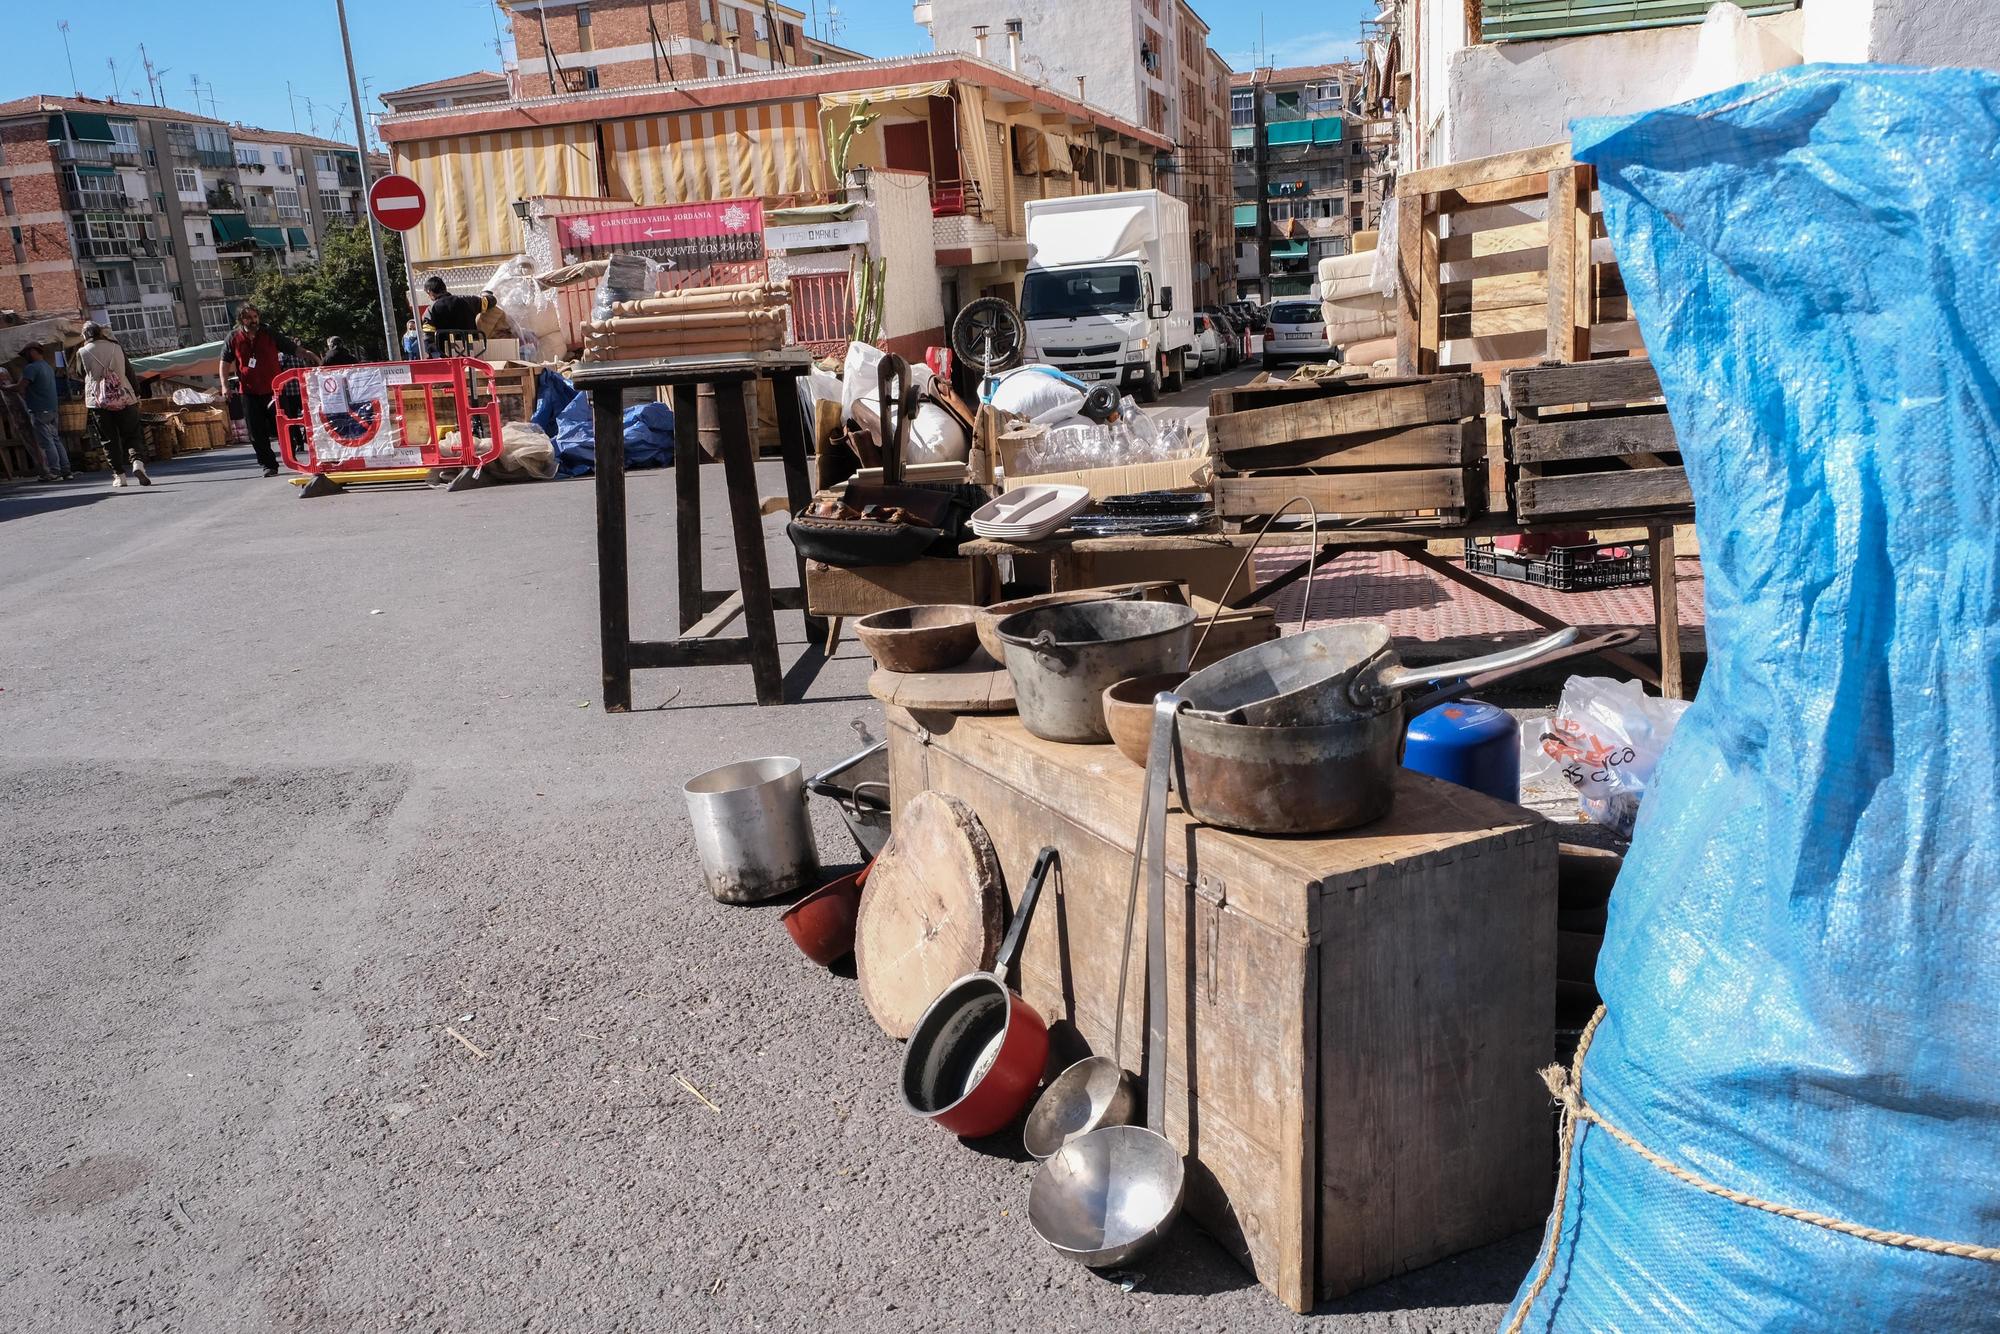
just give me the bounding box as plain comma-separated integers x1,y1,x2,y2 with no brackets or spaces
1200,306,1243,367
1262,299,1334,370
1231,300,1268,332
1191,314,1223,374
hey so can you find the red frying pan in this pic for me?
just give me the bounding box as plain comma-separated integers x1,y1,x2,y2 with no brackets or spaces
900,847,1057,1138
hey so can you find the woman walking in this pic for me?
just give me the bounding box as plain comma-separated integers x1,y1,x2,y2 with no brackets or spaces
76,323,150,488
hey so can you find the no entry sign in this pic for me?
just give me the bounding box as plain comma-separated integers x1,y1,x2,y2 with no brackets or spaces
368,174,427,232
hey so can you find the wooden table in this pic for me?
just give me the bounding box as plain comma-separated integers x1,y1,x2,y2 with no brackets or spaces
884,707,1558,1311
573,350,820,710
961,513,1694,697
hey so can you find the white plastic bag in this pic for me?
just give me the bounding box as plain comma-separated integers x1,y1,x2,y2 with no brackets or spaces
905,401,968,464
987,365,1087,426
1526,675,1690,838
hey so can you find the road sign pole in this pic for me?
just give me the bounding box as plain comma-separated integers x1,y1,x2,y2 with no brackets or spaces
334,0,399,358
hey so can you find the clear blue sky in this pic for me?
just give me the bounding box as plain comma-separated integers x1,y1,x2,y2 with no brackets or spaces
7,0,1375,146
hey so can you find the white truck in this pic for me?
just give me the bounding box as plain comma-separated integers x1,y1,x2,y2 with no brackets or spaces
1018,190,1195,403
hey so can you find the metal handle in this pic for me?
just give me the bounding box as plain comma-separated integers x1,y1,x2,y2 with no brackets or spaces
1190,497,1322,664
1401,629,1644,718
1142,694,1184,1135
843,780,890,816
1376,627,1580,696
995,846,1059,977
876,353,913,488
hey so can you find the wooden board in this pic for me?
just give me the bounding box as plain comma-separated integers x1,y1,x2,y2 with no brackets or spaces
1211,377,1483,456
867,649,1015,713
1512,411,1677,464
1216,467,1470,519
853,791,1005,1040
1217,420,1484,473
884,708,1557,1312
1515,466,1692,519
804,558,992,619
1503,357,1661,414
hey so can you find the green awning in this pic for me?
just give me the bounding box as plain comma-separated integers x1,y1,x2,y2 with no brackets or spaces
1271,242,1310,259
1233,204,1258,228
132,340,226,377
73,164,117,177
1267,117,1342,147
251,225,287,250
286,227,311,248
212,214,252,244
1229,127,1253,149
63,111,116,142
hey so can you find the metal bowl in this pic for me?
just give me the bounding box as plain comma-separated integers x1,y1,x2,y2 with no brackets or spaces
1023,1056,1139,1160
1028,1124,1185,1268
973,583,1182,664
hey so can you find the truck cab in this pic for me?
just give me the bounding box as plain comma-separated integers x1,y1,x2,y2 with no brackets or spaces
1019,191,1195,403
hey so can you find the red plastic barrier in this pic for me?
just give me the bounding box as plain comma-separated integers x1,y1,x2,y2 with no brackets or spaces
273,358,503,475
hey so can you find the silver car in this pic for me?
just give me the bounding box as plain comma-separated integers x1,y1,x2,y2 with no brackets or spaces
1262,299,1334,370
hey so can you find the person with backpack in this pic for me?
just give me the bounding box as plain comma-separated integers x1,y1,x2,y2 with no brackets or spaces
76,323,149,488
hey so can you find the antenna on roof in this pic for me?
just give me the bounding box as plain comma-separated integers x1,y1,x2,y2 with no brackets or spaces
106,56,119,103
57,22,80,98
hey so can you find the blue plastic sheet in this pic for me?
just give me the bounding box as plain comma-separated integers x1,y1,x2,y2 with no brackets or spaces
550,393,675,478
1506,66,2000,1330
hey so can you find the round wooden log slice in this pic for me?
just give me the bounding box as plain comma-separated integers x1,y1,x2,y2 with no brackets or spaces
854,790,1005,1040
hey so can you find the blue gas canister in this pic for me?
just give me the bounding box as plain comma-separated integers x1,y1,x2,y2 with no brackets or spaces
1402,699,1518,802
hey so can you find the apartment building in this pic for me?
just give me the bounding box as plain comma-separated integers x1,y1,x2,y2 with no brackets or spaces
0,94,393,353
379,71,512,116
503,0,865,94
918,0,1234,303
1230,63,1387,300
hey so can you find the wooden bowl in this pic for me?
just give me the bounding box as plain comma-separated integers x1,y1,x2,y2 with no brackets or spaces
974,582,1185,664
855,605,981,674
1102,672,1190,768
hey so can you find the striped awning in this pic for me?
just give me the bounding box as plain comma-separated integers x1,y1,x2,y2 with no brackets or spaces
397,124,599,268
820,82,950,109
602,102,828,209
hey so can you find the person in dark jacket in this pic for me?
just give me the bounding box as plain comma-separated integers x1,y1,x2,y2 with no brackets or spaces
321,336,360,367
219,304,317,477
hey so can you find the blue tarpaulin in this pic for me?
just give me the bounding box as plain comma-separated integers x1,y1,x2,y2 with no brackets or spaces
1506,65,2000,1331
549,389,674,478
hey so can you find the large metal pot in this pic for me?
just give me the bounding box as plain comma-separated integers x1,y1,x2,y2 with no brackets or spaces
1177,630,1641,834
997,601,1198,743
683,756,820,901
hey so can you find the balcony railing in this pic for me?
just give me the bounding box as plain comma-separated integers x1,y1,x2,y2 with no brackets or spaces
75,235,155,259
90,284,143,307
68,189,135,213
55,140,114,164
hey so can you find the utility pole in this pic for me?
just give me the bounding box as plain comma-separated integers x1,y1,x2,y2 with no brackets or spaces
1253,71,1272,304
334,0,400,359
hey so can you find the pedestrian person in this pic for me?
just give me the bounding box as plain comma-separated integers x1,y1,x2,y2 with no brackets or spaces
420,275,480,356
401,319,421,359
76,323,149,488
322,335,360,367
219,304,316,477
15,342,70,480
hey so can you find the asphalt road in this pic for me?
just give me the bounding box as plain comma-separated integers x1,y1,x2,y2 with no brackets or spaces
2,378,1539,1332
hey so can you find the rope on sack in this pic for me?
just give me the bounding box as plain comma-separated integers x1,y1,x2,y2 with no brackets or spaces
1505,1005,2000,1334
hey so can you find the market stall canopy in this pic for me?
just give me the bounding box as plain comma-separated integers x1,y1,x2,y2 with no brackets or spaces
0,315,84,364
403,124,600,268
820,81,951,109
599,107,822,231
131,340,224,379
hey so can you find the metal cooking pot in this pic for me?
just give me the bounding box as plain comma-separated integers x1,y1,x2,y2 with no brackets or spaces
1177,630,1641,834
901,847,1058,1139
996,601,1198,744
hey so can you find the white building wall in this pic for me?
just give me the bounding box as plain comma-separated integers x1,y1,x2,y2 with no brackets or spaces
923,0,1147,128
1865,0,2000,66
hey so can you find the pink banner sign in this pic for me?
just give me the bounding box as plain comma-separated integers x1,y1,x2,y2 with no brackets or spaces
553,199,765,268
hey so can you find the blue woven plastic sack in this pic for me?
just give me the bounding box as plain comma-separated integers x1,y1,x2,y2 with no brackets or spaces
1505,67,2000,1331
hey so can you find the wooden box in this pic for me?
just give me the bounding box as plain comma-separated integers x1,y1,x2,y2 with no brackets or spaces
885,709,1558,1312
804,557,994,619
1502,358,1691,522
1208,374,1485,525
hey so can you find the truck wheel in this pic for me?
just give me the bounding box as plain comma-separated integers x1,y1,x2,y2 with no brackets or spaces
1161,352,1185,395
1136,360,1162,403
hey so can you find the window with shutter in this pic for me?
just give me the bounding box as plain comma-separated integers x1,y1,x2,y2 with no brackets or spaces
1481,0,1800,42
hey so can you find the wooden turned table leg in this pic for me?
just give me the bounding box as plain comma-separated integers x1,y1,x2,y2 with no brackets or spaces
672,384,704,634
714,383,785,706
592,386,633,713
1649,524,1685,700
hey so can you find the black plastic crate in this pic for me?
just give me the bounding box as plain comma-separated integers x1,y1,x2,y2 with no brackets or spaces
1464,538,1651,592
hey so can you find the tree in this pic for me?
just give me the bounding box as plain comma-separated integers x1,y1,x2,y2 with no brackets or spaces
244,223,409,360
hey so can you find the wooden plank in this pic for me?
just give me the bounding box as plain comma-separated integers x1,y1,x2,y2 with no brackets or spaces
1398,141,1572,195
1218,419,1483,473
803,557,986,619
1650,524,1686,701
1211,377,1483,455
1504,357,1662,414
592,387,633,713
1439,271,1554,316
1440,174,1550,209
1438,221,1547,263
682,590,745,639
1515,466,1693,518
1511,411,1678,464
1546,165,1590,363
1216,468,1468,518
1439,305,1549,341
1395,193,1440,376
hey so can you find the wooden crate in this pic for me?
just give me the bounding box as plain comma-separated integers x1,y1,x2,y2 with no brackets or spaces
1502,358,1691,522
804,557,994,619
892,716,1560,1312
886,709,1557,1312
1394,142,1639,380
1208,373,1485,525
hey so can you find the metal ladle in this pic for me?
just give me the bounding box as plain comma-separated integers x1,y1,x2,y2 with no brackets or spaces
1028,695,1188,1268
